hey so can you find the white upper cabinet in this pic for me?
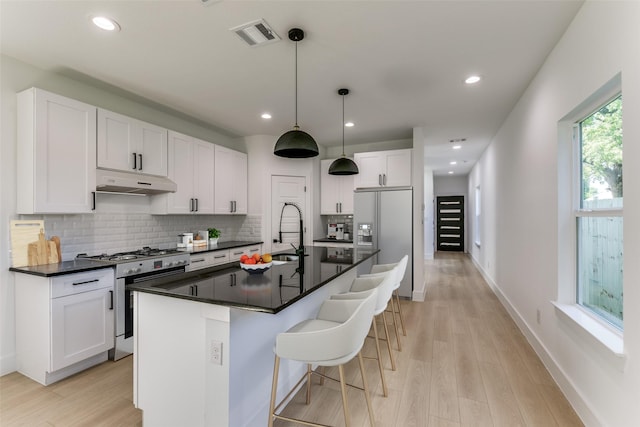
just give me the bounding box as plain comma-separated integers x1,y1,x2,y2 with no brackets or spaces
354,149,412,188
214,145,247,214
97,109,168,177
320,159,355,215
153,131,214,214
17,88,97,214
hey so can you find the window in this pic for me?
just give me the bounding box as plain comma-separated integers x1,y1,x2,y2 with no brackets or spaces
574,95,623,329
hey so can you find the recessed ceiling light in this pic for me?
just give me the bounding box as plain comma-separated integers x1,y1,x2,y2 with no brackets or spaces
261,113,272,119
450,161,457,165
344,122,354,127
91,16,120,32
465,75,481,84
448,171,454,174
452,145,462,150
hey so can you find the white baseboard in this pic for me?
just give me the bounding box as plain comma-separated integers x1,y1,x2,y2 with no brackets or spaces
0,353,17,377
469,255,600,427
412,287,426,302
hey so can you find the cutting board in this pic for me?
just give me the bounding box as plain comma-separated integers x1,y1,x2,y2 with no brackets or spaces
10,221,61,267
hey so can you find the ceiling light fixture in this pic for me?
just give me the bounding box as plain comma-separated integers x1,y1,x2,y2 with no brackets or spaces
465,75,481,84
448,171,454,174
328,89,359,175
450,161,457,165
452,145,462,150
345,121,354,127
261,113,272,119
273,28,319,158
91,16,120,32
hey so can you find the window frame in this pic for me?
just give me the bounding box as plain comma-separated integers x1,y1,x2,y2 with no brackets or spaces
571,93,623,331
556,74,624,357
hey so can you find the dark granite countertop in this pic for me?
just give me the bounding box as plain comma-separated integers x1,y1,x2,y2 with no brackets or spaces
313,238,354,244
10,259,115,277
178,240,263,254
129,246,378,314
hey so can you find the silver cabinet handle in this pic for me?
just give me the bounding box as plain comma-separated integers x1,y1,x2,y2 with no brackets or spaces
336,203,339,213
230,201,234,213
249,248,259,253
383,174,387,186
191,258,205,263
132,153,137,170
339,202,342,213
378,174,382,186
214,255,226,259
138,153,143,171
195,198,199,212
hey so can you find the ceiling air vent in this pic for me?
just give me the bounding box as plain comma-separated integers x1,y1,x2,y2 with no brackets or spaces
230,19,280,47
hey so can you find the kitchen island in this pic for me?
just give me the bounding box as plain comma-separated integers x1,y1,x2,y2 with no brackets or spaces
130,246,378,427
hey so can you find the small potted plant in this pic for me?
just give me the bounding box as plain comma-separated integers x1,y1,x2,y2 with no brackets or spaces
208,228,221,246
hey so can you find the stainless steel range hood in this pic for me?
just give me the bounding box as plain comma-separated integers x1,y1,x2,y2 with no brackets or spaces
96,169,177,195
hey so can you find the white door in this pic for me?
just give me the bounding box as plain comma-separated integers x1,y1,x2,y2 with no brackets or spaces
271,175,306,254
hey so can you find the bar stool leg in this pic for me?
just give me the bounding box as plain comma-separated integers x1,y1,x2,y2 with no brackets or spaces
338,364,350,427
371,319,388,397
389,298,402,351
395,290,407,336
306,364,312,404
381,311,396,371
358,351,376,427
268,355,280,427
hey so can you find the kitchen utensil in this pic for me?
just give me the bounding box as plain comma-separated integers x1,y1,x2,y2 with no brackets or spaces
51,236,62,262
27,229,59,266
10,220,45,267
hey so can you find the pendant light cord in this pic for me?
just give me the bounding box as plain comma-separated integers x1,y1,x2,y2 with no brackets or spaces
342,94,346,156
294,39,298,127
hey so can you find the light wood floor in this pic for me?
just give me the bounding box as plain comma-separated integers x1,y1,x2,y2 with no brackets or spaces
0,252,583,426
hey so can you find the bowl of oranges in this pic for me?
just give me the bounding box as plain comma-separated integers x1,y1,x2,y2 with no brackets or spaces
239,253,273,274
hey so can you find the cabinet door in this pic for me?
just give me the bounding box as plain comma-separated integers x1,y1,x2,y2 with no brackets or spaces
98,109,168,176
384,149,412,186
320,159,341,214
97,109,136,172
193,139,215,214
339,173,355,214
17,88,97,214
233,150,248,214
353,152,384,188
138,121,168,177
51,287,114,371
214,146,247,214
167,131,195,214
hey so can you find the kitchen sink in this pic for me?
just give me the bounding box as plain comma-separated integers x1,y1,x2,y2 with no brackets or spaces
271,254,300,262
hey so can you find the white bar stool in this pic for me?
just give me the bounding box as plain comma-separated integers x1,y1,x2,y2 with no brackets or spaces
371,254,409,350
330,268,397,397
268,289,378,427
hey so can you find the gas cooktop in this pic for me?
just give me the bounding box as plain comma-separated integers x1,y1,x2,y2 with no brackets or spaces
77,247,182,262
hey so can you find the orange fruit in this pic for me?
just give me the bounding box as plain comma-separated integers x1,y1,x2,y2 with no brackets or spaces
252,253,261,262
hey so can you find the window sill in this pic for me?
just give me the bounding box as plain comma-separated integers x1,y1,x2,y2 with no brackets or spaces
552,302,624,358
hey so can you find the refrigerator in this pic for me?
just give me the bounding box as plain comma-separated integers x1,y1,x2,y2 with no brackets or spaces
354,187,413,298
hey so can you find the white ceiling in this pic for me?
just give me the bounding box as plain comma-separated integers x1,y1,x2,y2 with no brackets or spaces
1,0,582,176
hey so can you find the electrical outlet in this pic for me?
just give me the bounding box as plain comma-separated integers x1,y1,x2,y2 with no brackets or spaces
536,309,541,324
211,340,222,365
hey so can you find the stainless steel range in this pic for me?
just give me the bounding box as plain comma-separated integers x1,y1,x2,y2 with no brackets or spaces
77,248,190,360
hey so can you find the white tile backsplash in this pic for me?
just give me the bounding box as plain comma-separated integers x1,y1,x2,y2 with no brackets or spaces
19,213,262,260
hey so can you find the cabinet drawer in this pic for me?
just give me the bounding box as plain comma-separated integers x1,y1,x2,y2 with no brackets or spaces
229,245,262,261
187,250,230,271
51,268,115,299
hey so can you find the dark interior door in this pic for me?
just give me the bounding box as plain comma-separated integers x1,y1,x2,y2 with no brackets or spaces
436,196,464,251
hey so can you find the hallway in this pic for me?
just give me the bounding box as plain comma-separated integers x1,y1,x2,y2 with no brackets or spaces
276,252,583,426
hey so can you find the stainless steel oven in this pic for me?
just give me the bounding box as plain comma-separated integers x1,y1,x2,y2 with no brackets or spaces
78,248,189,361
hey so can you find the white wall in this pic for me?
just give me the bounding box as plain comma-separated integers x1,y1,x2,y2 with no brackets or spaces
467,2,640,425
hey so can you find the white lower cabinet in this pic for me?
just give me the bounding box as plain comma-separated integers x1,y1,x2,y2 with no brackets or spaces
15,268,115,385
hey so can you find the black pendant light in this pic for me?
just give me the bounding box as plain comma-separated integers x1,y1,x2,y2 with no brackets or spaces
274,28,319,158
328,88,359,175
